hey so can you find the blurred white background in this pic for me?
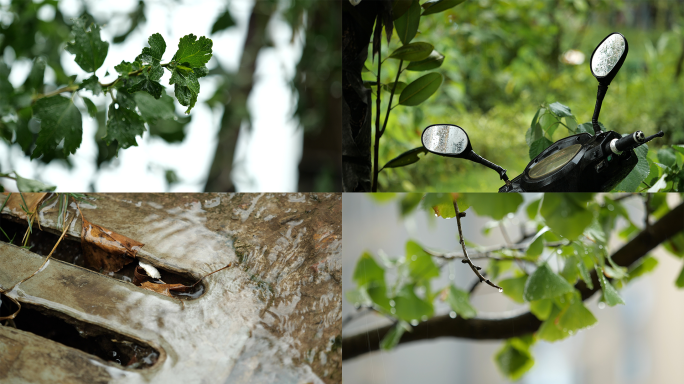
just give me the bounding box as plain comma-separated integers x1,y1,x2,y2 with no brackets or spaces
1,0,303,192
342,193,684,384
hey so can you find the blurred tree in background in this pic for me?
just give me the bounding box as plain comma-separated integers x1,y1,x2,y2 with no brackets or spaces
345,0,684,192
0,0,341,192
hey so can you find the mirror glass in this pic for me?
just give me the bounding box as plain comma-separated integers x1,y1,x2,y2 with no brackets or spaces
422,125,469,155
591,34,626,77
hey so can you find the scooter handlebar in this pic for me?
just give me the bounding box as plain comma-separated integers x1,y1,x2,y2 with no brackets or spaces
607,130,664,154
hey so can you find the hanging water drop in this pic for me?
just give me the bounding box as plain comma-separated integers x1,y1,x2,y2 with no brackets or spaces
410,319,419,326
389,300,395,307
449,311,457,318
498,287,503,293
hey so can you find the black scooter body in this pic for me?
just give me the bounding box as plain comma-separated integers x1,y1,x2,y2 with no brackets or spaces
499,131,638,192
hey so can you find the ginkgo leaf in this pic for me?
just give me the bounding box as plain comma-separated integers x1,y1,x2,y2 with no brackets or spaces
32,95,83,159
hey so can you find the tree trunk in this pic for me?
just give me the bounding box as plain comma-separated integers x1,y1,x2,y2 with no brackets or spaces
204,0,277,192
341,1,380,192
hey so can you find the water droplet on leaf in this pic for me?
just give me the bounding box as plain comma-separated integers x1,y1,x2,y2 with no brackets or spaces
449,311,457,318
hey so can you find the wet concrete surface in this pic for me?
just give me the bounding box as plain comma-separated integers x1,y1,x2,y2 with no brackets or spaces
0,193,341,383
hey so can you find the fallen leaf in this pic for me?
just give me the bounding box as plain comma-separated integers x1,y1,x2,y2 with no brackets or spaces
80,213,144,273
0,192,48,219
133,265,152,286
140,281,190,297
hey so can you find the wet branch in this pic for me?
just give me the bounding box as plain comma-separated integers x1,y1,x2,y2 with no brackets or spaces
342,202,684,361
453,200,502,291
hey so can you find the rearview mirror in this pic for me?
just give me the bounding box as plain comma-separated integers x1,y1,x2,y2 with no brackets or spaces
590,32,628,86
421,124,472,157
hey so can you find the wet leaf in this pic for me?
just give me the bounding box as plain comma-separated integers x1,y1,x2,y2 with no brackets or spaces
105,100,146,149
399,193,423,216
597,267,624,306
389,42,434,62
136,33,166,64
548,102,573,117
613,144,649,192
393,284,434,322
399,72,443,106
499,276,528,303
406,50,445,71
14,174,56,193
446,285,477,318
1,192,49,217
353,252,385,287
406,240,440,281
80,213,144,273
461,193,523,221
140,281,190,297
82,96,98,118
529,298,553,320
134,92,175,123
394,0,420,45
81,75,102,96
556,298,597,333
523,263,575,301
421,0,466,15
32,95,83,159
540,193,593,240
65,17,109,73
381,147,428,170
495,338,534,380
529,137,553,160
380,321,410,350
537,305,570,342
172,34,213,68
211,8,236,35
421,193,458,218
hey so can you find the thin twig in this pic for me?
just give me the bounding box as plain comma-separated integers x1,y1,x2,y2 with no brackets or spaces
379,59,403,137
453,200,502,291
190,263,232,288
371,26,382,193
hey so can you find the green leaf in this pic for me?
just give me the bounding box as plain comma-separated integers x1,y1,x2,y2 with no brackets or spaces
406,240,440,281
399,72,443,106
170,65,200,113
172,34,213,67
614,143,649,192
388,42,434,62
14,173,56,192
394,284,434,322
65,17,109,73
211,8,236,35
529,137,553,160
664,231,684,258
525,228,548,258
32,95,83,159
461,193,523,221
134,92,175,123
548,102,573,117
530,299,553,320
380,321,410,350
400,193,423,216
540,193,594,240
499,276,528,303
556,297,597,333
446,285,477,319
353,252,385,287
127,63,164,99
657,148,677,168
81,96,98,118
394,0,420,45
597,268,625,306
626,256,658,282
421,0,467,15
136,33,166,64
495,339,534,381
81,75,102,96
392,0,414,20
526,107,544,147
676,264,684,288
24,57,46,94
382,81,407,94
367,193,397,203
526,199,541,219
523,263,575,301
105,101,146,149
421,193,456,218
576,256,594,289
406,50,445,71
381,147,428,170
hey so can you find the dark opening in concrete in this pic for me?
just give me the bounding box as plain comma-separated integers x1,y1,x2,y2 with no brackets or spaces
0,218,203,299
0,292,160,369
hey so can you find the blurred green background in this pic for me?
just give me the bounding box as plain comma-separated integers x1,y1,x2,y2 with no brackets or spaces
369,0,684,191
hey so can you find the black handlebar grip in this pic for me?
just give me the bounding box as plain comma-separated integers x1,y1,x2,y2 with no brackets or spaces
609,131,645,153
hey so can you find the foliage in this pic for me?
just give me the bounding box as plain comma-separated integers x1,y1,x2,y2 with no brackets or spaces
346,192,683,381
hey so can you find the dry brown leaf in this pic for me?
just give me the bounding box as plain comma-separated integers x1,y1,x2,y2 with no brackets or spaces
140,281,190,297
133,265,152,286
80,214,144,273
0,192,48,219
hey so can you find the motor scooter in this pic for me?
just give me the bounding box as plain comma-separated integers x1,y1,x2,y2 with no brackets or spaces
421,32,664,192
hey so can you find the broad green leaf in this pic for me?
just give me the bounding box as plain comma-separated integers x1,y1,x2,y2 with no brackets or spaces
65,17,109,73
394,0,420,45
530,299,553,320
367,193,397,203
394,284,434,322
462,193,523,221
406,50,445,71
114,60,142,76
389,42,434,61
421,0,467,15
540,193,593,240
406,240,440,281
172,34,213,67
561,255,580,284
526,107,543,147
400,193,423,216
576,256,593,289
526,227,548,258
529,137,553,160
381,147,428,170
672,145,684,156
382,81,407,93
613,143,649,192
446,285,477,318
421,193,457,218
105,102,146,149
657,148,677,168
14,173,56,192
556,298,596,333
368,285,392,311
24,57,45,93
585,219,606,245
644,157,662,186
32,95,83,159
136,33,166,64
523,263,575,301
81,75,102,96
597,267,625,306
380,321,410,350
392,0,414,20
127,63,164,99
210,8,236,35
495,340,534,381
399,73,443,106
499,276,527,303
526,199,541,219
537,305,571,342
81,97,98,118
539,113,559,138
626,256,658,282
134,92,175,123
345,288,371,307
353,252,385,287
676,264,684,288
548,102,573,117
170,65,200,113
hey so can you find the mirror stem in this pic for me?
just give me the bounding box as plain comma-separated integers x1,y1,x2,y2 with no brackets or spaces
464,151,509,182
592,83,609,135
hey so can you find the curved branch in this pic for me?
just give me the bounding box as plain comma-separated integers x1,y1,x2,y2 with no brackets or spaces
343,202,684,361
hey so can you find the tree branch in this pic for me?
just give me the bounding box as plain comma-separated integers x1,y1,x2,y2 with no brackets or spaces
342,202,684,361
